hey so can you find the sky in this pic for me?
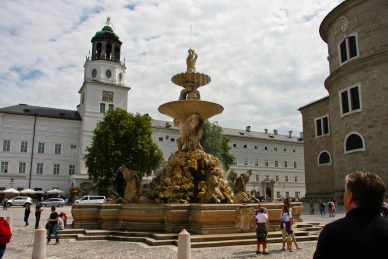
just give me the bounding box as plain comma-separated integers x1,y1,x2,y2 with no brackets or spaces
0,0,344,136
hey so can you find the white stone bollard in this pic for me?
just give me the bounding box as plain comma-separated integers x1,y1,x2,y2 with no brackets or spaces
5,215,12,232
32,226,46,259
177,229,191,259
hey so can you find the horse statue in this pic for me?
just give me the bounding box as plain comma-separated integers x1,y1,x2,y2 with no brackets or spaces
108,165,154,204
233,170,260,203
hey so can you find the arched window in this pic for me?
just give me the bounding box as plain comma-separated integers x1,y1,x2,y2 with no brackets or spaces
96,43,102,59
106,43,112,60
344,132,365,153
318,151,331,165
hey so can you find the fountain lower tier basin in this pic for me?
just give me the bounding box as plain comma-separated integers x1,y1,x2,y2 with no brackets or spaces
72,203,303,234
158,100,224,120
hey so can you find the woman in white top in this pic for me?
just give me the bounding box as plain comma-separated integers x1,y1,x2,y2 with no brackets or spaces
280,204,293,252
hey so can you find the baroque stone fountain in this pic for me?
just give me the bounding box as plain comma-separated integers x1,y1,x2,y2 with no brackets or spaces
72,50,303,234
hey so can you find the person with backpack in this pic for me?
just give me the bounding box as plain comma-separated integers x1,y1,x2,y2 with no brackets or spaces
0,217,12,259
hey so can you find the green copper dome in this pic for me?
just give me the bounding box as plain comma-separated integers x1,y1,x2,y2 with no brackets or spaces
93,25,120,40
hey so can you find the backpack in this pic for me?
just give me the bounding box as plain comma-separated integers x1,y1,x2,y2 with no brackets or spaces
328,202,332,209
0,217,12,244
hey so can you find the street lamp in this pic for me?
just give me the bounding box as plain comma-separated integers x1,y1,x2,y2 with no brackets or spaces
10,178,14,188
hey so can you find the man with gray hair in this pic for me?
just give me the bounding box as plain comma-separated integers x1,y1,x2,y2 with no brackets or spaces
314,171,388,258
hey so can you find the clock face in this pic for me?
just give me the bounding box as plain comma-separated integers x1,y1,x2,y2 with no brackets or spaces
92,69,97,78
102,90,114,102
106,69,112,79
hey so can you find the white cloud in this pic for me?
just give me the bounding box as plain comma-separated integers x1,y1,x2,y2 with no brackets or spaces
0,0,343,135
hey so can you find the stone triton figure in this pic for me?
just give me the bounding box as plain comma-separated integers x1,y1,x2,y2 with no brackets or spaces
186,49,198,73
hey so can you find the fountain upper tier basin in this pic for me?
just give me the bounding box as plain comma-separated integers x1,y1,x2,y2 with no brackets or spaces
158,100,224,120
171,72,211,87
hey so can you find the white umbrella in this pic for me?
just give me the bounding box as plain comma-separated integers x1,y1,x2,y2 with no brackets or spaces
1,188,20,194
20,189,37,195
35,190,45,194
47,189,64,194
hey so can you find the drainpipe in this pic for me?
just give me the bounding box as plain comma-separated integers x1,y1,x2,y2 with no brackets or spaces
28,114,37,188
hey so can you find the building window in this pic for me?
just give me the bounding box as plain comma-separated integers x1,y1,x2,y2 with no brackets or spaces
255,174,260,181
19,162,26,174
294,162,297,168
244,158,248,166
318,151,331,165
36,163,43,174
38,143,45,153
276,191,281,199
233,158,237,165
2,140,10,151
285,176,289,182
339,84,362,116
285,191,289,198
264,147,268,150
100,103,106,113
284,149,287,152
70,145,77,155
54,144,61,155
243,145,248,149
170,138,175,142
345,132,365,153
294,176,298,182
69,165,75,175
255,146,258,150
254,158,259,166
53,164,60,175
158,137,163,141
20,141,28,152
265,160,269,167
339,35,358,64
275,160,278,167
233,144,237,148
295,192,300,198
108,104,114,110
1,162,8,173
265,175,269,181
293,149,296,152
275,175,279,182
284,161,288,168
274,147,277,151
315,115,330,137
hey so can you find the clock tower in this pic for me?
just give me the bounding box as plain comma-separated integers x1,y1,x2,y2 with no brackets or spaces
76,17,130,179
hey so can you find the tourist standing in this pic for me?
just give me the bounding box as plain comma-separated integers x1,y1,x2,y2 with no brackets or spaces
280,204,293,252
47,206,59,245
331,199,336,217
314,171,388,258
24,204,31,226
284,198,302,250
382,198,388,218
254,207,269,255
35,203,43,229
309,198,315,214
2,197,7,211
318,200,325,216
